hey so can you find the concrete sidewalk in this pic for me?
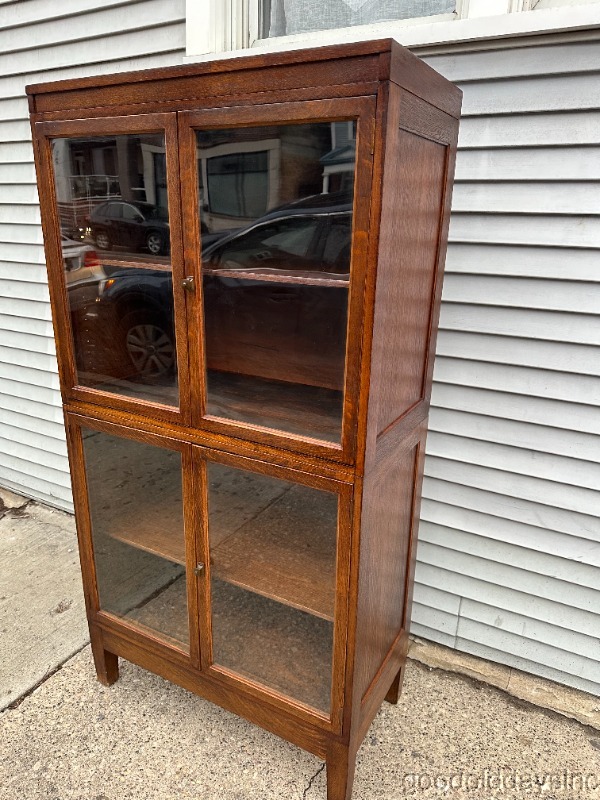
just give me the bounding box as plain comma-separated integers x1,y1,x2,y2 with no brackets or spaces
1,489,599,799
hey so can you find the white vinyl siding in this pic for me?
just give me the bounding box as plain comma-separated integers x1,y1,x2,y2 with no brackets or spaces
0,0,185,509
0,4,598,697
409,40,600,696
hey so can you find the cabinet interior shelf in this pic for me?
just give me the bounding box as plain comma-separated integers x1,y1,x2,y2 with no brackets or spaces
203,267,349,287
76,371,343,443
206,372,343,443
126,576,332,714
111,493,337,622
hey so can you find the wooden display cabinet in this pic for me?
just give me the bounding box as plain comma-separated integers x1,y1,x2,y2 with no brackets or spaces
28,39,461,800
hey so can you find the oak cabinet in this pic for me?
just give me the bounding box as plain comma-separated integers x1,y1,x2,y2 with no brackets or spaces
28,39,460,800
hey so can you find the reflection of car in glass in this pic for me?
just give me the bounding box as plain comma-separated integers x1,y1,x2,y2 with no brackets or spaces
202,192,351,277
87,201,170,256
73,194,352,385
93,268,176,380
201,195,352,390
62,236,106,311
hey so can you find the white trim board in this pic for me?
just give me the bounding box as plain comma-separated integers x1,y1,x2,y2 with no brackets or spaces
185,2,600,60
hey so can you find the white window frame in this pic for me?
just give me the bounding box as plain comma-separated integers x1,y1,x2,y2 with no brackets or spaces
185,0,600,59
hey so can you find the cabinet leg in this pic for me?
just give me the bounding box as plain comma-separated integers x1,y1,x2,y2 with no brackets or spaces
326,742,357,800
90,628,119,686
384,664,404,705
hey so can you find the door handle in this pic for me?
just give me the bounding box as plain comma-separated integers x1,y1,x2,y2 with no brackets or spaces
182,276,196,293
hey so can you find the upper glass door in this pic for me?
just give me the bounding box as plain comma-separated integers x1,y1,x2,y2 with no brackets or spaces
36,114,189,419
179,98,375,461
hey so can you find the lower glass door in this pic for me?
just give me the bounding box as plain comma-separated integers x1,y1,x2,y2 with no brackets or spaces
203,457,341,715
81,426,189,651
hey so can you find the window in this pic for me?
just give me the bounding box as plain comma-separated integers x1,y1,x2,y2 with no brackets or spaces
265,0,456,37
184,1,569,58
206,151,269,218
105,202,123,219
122,203,143,221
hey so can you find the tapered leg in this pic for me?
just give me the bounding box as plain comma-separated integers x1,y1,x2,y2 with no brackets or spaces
327,742,357,800
384,664,404,705
90,627,119,686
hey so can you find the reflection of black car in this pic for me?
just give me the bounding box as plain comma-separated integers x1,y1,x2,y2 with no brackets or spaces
87,200,170,256
77,194,352,384
202,193,351,276
93,268,176,380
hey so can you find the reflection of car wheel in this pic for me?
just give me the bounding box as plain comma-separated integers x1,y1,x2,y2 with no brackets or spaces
122,311,175,379
146,231,164,256
94,230,112,250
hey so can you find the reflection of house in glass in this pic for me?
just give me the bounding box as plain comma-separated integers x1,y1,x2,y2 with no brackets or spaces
321,122,356,194
52,135,167,236
196,122,355,233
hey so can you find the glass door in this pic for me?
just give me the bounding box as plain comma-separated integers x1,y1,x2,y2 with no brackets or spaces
71,419,197,659
35,114,189,421
179,98,376,461
194,448,352,724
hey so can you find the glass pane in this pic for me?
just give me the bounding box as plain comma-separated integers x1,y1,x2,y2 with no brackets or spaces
68,264,179,405
52,135,170,263
264,0,456,37
53,135,179,406
206,462,338,713
83,429,188,651
197,122,355,442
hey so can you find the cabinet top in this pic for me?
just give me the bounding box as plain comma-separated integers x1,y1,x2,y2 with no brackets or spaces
27,38,461,120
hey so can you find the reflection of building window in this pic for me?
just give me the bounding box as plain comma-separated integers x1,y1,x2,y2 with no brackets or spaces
267,0,456,37
321,121,356,194
207,151,269,218
153,151,168,210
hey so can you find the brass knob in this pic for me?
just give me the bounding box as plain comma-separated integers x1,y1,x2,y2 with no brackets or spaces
193,562,205,577
182,276,195,293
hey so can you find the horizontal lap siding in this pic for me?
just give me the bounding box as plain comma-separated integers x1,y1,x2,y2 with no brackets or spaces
1,10,598,697
0,0,185,510
411,41,600,695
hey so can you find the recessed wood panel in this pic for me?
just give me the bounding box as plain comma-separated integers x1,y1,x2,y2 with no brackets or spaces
354,442,418,701
372,124,447,435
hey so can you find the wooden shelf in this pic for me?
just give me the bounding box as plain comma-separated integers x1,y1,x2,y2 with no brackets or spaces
120,577,333,713
110,519,185,565
206,371,343,443
77,371,179,406
203,266,349,287
110,473,337,622
212,482,337,621
211,579,333,714
96,250,172,271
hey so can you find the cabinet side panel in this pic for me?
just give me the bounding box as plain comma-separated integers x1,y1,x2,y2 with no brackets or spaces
370,90,450,436
352,85,459,713
354,439,418,701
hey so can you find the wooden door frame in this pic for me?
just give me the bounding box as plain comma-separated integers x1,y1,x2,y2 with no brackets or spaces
178,95,377,465
33,113,190,426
